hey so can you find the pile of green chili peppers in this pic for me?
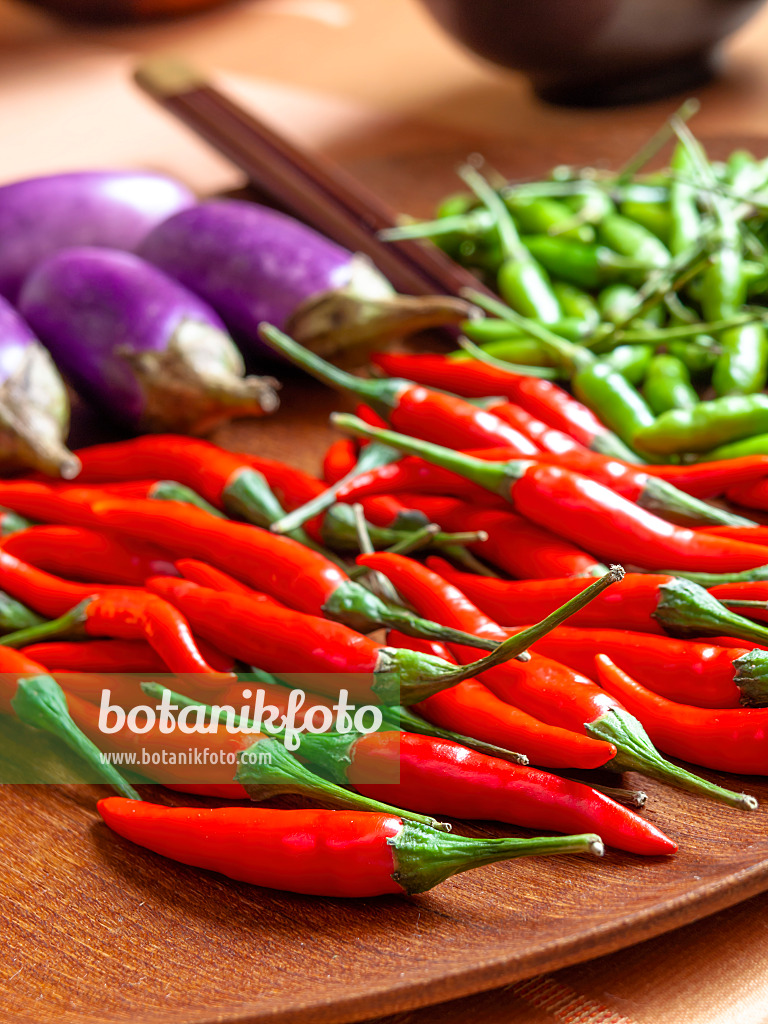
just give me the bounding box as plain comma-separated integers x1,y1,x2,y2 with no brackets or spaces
382,115,768,464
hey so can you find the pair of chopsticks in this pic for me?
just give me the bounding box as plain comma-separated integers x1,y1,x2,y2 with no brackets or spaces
134,57,495,301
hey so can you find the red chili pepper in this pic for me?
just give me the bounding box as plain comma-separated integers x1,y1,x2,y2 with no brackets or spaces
387,631,617,769
323,438,359,483
21,639,170,673
335,457,499,505
486,400,588,454
525,625,752,709
66,435,320,529
259,325,541,453
0,482,105,527
388,494,605,579
0,551,224,677
641,457,768,498
2,525,176,586
428,559,768,649
66,690,251,797
726,479,768,513
99,798,603,897
334,414,768,573
175,559,257,596
595,656,768,777
144,574,600,705
90,496,500,651
0,647,138,798
0,508,32,536
702,526,768,546
299,729,676,856
364,553,755,808
370,352,628,456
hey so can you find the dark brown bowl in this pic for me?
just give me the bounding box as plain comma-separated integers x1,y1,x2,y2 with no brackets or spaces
20,0,235,24
418,0,767,106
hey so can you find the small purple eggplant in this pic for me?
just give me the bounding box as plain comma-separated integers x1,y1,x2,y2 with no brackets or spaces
0,295,79,478
0,170,195,303
138,199,470,360
18,248,280,436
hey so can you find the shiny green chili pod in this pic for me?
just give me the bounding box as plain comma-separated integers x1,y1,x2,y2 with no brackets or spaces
449,337,558,369
712,322,768,396
642,354,699,414
461,315,590,346
551,281,600,329
597,213,671,270
668,141,702,257
504,195,593,242
572,359,656,451
701,433,768,460
635,394,768,454
667,338,719,376
497,259,562,323
521,235,650,290
619,200,672,244
602,344,654,385
598,283,639,324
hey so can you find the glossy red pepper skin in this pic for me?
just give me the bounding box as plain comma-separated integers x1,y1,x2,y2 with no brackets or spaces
0,550,223,676
727,479,768,512
67,692,250,796
2,525,176,586
323,438,358,484
98,800,407,897
0,482,105,527
346,731,675,856
505,463,768,573
371,352,611,448
145,576,388,700
391,494,604,579
335,457,504,505
21,639,170,673
595,656,768,776
92,497,351,614
175,559,256,596
708,581,768,626
702,526,768,546
642,457,768,498
427,561,669,632
527,625,746,709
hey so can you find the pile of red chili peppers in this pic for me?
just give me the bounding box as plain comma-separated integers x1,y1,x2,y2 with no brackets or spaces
3,305,768,900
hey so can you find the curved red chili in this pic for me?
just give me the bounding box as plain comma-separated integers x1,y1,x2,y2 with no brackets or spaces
3,525,176,586
301,729,676,856
595,656,768,777
642,456,768,498
98,798,602,897
365,554,754,809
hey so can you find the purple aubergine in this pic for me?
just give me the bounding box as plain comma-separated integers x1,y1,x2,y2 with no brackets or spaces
137,199,470,360
18,248,280,435
0,170,195,303
0,295,79,478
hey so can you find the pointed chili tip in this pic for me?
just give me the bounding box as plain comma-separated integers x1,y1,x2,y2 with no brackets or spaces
608,564,626,583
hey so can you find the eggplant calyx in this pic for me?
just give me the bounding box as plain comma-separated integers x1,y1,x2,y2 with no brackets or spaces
121,319,281,436
0,342,80,479
286,254,473,362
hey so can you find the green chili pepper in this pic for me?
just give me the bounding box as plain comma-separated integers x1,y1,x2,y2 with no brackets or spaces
551,281,599,328
521,235,648,290
572,359,656,452
635,394,768,454
461,315,590,346
668,141,702,257
642,354,699,414
712,323,768,395
602,344,654,385
449,337,559,372
436,192,475,219
504,194,593,242
667,338,719,375
459,165,562,324
701,433,768,460
619,200,671,244
597,213,671,270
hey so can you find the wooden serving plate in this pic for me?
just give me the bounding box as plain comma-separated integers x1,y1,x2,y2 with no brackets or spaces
3,119,768,1024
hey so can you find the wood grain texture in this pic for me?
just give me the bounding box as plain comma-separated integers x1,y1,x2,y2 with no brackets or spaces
3,135,768,1024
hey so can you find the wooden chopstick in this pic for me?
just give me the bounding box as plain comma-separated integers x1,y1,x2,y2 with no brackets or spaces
134,57,495,301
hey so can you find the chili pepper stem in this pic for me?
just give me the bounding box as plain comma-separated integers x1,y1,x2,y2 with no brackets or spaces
376,565,626,702
258,323,407,419
589,708,757,810
329,413,521,496
0,598,92,648
271,443,398,535
149,481,224,517
12,673,140,799
651,565,768,586
654,578,768,647
638,476,756,528
0,593,45,633
392,826,604,894
234,737,450,831
378,705,529,765
322,580,504,653
733,651,768,707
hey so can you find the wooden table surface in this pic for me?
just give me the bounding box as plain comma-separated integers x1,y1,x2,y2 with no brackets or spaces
3,3,768,1023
